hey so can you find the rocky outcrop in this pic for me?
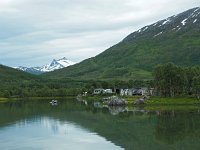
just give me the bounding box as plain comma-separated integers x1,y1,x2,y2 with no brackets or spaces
134,98,145,105
134,95,150,105
107,96,128,106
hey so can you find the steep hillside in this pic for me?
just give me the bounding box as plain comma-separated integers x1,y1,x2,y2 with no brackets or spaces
0,65,37,81
44,7,200,80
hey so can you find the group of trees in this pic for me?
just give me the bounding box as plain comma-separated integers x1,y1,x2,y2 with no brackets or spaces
0,78,85,98
154,63,200,98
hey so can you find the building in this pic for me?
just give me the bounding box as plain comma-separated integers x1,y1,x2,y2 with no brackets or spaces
93,88,104,94
103,89,113,94
93,87,150,96
93,88,113,94
120,88,148,96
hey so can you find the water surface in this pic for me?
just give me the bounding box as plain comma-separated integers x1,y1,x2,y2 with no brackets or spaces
0,99,200,150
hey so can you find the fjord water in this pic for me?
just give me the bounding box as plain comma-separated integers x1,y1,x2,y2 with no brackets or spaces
0,99,200,150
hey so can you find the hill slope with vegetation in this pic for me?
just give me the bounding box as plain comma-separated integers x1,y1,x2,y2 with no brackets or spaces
0,65,37,80
44,7,200,80
0,65,84,98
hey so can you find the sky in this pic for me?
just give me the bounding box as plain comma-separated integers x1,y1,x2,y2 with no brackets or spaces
0,0,199,67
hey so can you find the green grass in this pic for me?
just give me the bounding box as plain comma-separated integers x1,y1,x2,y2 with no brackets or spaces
0,98,9,103
82,95,200,106
83,95,114,102
146,96,200,105
123,96,143,105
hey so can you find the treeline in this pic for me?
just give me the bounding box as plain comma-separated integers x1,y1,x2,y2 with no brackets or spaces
154,63,200,98
1,63,200,99
0,77,153,98
0,78,85,98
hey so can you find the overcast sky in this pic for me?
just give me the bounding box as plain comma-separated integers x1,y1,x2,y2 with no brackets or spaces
0,0,199,67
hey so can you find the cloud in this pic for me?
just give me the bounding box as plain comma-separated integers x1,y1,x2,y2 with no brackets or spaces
0,0,199,67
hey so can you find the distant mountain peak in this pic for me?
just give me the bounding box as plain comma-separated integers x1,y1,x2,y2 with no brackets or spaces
59,57,67,60
15,57,76,75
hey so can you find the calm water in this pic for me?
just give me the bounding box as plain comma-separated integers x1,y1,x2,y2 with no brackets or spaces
0,99,200,150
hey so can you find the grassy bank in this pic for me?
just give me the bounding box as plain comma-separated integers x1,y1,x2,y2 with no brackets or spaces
1,95,200,106
0,98,9,103
82,95,200,106
146,97,200,105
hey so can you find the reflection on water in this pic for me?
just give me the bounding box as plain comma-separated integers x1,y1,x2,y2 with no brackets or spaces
0,99,200,150
108,106,128,115
0,117,122,150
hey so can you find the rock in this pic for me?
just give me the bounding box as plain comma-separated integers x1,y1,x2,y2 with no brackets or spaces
143,95,150,100
108,96,128,106
101,97,109,102
134,98,145,105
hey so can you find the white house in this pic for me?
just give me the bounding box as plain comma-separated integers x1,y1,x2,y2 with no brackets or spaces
120,89,129,96
93,88,113,94
93,88,104,94
120,88,148,96
103,89,113,94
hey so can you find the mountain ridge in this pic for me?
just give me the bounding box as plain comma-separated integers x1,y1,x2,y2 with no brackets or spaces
0,64,37,80
43,7,200,80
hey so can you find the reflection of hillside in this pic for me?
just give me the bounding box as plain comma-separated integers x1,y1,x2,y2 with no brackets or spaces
155,111,200,145
0,100,200,150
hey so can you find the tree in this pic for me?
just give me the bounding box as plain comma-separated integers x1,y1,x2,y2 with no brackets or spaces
184,66,200,95
192,76,200,99
154,63,187,97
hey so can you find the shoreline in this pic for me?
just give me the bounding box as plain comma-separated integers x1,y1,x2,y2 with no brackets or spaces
1,95,200,106
81,95,200,106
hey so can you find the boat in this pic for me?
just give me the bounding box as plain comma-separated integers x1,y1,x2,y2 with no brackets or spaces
50,100,58,105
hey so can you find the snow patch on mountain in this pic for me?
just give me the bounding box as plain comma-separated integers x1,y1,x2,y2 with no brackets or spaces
193,19,197,23
154,32,163,37
162,18,171,25
181,18,188,25
142,26,148,31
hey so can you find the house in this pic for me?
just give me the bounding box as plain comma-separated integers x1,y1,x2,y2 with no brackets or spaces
93,88,113,94
120,88,148,96
93,88,104,94
120,89,130,96
149,88,154,96
103,89,113,94
120,89,124,96
93,87,150,96
133,88,148,96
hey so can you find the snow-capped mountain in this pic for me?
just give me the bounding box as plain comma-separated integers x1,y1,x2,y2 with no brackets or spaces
44,7,200,79
124,7,200,42
15,57,75,75
40,57,75,72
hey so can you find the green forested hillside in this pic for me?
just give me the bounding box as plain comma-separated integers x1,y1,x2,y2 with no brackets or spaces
0,65,37,80
44,7,200,80
0,65,84,98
